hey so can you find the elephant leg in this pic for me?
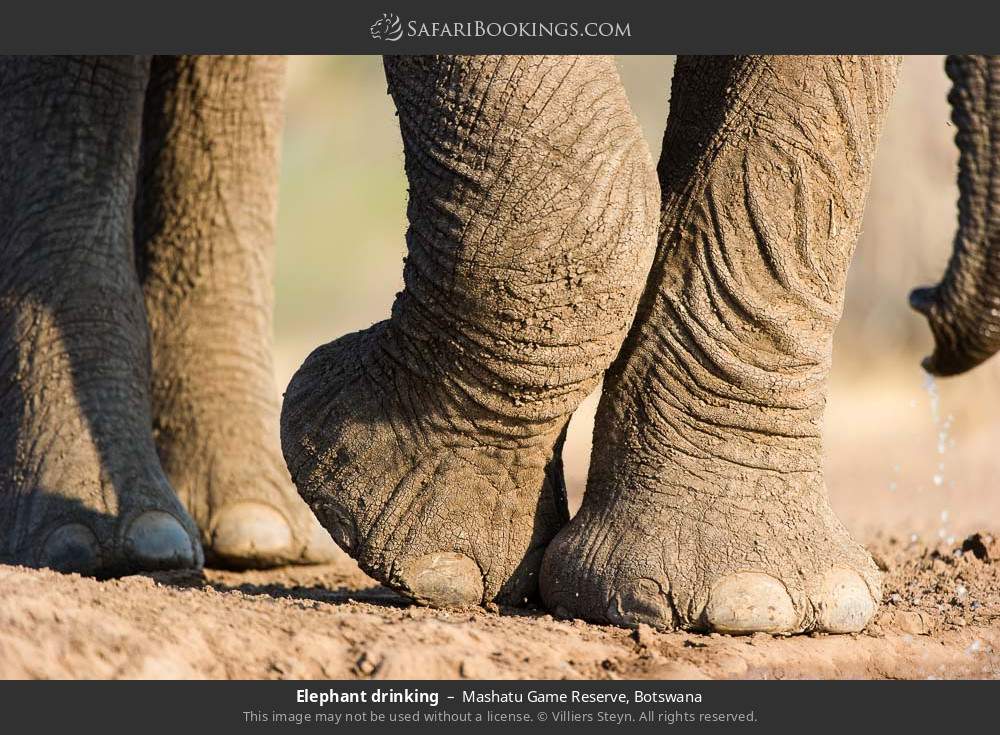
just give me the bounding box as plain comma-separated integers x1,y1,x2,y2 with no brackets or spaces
0,56,201,574
910,55,1000,376
541,56,899,634
281,56,657,607
135,55,338,569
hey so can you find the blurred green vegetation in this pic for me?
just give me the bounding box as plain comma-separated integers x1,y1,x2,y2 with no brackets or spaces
274,56,958,368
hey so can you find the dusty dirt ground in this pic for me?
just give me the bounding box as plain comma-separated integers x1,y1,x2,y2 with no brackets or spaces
1,533,999,680
3,357,1000,680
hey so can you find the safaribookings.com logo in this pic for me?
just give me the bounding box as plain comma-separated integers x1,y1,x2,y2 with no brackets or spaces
370,13,404,41
370,13,631,42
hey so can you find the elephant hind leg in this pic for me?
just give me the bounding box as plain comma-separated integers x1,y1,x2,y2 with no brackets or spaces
0,56,201,575
541,55,899,634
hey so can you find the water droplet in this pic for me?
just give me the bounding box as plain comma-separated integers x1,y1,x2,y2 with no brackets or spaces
923,371,940,423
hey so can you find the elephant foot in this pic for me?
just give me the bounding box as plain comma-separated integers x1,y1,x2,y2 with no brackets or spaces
280,55,658,608
139,279,340,571
154,423,340,570
280,326,571,608
139,291,341,569
0,303,202,577
4,492,201,578
11,507,200,578
539,56,894,635
540,473,880,634
143,340,340,570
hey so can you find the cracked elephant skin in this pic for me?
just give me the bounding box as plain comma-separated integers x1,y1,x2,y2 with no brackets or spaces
10,53,987,638
281,53,907,636
0,55,337,574
541,56,901,634
281,55,659,607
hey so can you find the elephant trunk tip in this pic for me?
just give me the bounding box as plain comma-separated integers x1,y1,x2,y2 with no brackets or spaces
920,354,946,377
921,352,973,378
909,284,989,378
908,285,938,318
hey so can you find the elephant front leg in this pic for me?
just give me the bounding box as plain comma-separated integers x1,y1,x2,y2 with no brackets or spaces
280,55,658,607
135,55,338,569
541,55,899,634
0,56,201,574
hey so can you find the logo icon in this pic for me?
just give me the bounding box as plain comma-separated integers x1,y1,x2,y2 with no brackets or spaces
370,13,403,41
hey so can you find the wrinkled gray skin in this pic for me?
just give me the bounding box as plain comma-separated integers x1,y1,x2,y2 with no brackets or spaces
6,53,982,636
282,54,901,634
135,56,335,568
0,56,337,574
541,56,898,633
911,55,1000,376
282,56,658,606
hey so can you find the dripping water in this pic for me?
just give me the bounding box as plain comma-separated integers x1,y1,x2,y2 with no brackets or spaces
922,370,956,544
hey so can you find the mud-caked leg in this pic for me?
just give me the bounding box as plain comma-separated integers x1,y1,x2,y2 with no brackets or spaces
136,55,338,568
542,56,899,634
0,56,201,574
281,55,658,607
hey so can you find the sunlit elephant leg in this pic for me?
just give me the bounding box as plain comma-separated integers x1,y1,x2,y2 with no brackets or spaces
136,55,338,568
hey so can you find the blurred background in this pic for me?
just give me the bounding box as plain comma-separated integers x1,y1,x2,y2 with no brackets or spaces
274,56,1000,545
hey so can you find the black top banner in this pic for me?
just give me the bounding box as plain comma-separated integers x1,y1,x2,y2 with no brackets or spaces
1,0,998,54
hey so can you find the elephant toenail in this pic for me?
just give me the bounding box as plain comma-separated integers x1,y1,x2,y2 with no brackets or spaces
40,523,101,574
705,572,798,634
316,503,357,554
606,577,673,630
124,511,198,569
210,502,293,564
814,568,877,633
398,552,484,608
